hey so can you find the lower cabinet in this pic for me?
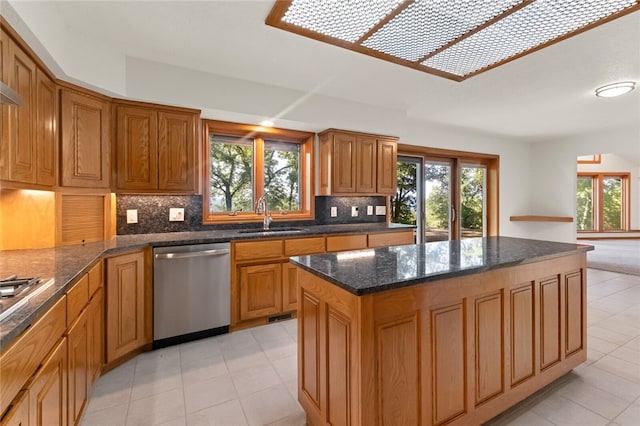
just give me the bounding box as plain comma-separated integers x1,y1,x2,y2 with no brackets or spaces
1,391,29,426
105,250,150,363
28,338,68,426
67,310,88,426
232,232,413,330
282,263,299,312
87,288,104,385
239,263,283,321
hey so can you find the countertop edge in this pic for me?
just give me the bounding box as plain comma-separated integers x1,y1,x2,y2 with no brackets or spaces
0,223,414,350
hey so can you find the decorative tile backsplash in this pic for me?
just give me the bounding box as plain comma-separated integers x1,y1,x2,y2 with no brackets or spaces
314,196,387,225
116,195,387,235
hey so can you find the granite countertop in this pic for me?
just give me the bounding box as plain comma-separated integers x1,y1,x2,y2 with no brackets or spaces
0,222,412,350
290,236,594,296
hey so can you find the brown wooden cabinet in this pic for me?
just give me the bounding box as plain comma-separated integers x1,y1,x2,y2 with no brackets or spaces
319,129,398,195
282,263,299,312
35,69,57,187
115,105,157,190
114,102,198,193
105,250,149,363
88,288,104,386
0,29,59,188
60,88,110,188
0,391,29,426
1,31,36,185
367,230,413,248
239,263,283,321
232,236,326,329
296,255,587,426
28,338,68,426
376,137,397,194
67,309,88,426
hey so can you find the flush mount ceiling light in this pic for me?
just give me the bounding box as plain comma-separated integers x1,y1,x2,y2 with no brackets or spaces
266,0,640,81
595,81,636,97
260,120,275,127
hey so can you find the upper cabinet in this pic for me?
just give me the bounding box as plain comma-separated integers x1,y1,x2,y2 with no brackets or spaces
113,102,199,193
1,27,57,188
318,129,397,195
60,87,111,189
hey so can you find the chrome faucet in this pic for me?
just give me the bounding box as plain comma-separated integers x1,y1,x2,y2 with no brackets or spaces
255,194,272,230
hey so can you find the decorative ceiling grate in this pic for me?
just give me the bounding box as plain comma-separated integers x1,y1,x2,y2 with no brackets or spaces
266,0,640,81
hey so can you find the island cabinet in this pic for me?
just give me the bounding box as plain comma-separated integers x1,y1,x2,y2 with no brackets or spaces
113,102,199,193
318,129,397,196
105,249,152,364
293,239,589,426
0,26,57,189
60,87,111,189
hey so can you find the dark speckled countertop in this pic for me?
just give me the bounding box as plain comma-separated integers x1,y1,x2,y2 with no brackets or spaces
290,236,594,296
0,223,412,350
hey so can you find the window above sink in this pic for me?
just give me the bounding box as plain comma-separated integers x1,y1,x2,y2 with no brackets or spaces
202,120,315,225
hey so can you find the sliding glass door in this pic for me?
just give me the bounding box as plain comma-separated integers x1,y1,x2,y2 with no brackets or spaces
393,155,489,243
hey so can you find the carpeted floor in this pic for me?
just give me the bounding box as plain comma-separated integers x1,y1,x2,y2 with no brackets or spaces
581,239,640,276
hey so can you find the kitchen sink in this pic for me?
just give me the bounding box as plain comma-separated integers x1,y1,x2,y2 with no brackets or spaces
236,227,303,234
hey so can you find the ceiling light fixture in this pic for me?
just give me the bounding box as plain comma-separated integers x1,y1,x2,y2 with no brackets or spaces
260,120,274,127
595,81,635,98
266,0,640,81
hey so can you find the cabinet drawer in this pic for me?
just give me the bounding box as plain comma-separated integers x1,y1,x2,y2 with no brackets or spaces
67,274,89,325
326,234,367,252
0,296,66,416
368,230,414,248
87,260,104,297
234,240,283,261
284,237,325,256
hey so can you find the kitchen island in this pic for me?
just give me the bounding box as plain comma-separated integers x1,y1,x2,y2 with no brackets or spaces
290,237,593,426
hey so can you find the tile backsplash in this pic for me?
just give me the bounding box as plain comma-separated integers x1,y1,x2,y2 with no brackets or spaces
116,195,387,235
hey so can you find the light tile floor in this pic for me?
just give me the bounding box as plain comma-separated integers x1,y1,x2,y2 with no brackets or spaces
81,269,640,426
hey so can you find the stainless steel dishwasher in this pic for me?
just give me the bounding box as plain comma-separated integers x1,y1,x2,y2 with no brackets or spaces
153,243,230,349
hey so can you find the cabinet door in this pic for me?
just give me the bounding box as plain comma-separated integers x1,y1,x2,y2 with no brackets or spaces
67,310,88,426
28,338,67,426
158,111,196,192
115,106,158,190
106,251,146,363
88,288,104,386
376,138,397,194
35,68,57,186
239,263,282,321
356,135,376,193
282,263,298,312
60,90,110,188
332,132,356,193
1,36,36,184
1,391,29,426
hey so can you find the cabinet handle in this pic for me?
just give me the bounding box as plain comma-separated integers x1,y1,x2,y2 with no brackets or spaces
154,249,230,260
451,205,456,223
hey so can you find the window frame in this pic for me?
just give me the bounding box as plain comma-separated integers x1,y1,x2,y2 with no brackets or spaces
202,119,315,224
577,172,630,233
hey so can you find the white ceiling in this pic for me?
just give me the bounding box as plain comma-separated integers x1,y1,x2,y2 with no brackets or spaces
9,0,640,142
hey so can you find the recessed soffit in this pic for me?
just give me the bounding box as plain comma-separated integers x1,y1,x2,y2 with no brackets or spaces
266,0,640,81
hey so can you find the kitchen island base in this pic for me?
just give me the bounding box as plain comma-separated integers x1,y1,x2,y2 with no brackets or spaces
295,253,586,426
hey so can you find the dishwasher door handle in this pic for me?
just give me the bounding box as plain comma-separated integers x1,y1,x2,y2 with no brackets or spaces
154,248,230,260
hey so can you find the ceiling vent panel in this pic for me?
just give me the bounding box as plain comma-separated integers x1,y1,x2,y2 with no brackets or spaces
362,0,524,62
281,0,404,43
266,0,640,81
